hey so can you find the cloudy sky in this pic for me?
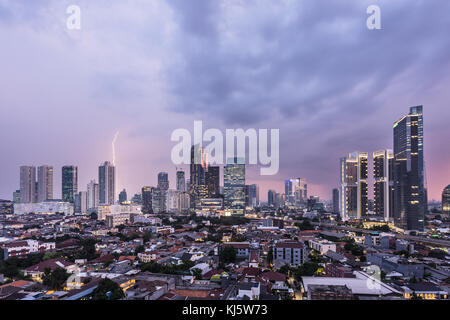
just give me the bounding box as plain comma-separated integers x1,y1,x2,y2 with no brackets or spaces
1,0,450,202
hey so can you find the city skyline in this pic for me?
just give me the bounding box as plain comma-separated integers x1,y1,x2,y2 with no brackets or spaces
1,1,450,202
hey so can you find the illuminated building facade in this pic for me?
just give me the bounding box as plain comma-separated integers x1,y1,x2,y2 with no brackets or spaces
393,106,426,231
442,185,450,215
62,166,78,204
339,152,368,221
224,157,245,215
373,150,394,221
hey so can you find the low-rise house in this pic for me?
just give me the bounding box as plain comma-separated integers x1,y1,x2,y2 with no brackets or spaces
24,258,77,282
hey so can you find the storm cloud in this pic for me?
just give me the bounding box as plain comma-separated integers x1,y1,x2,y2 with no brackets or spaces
0,0,449,201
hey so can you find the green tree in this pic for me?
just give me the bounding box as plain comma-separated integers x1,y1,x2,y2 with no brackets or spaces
219,246,236,264
42,267,69,290
191,268,203,280
91,278,125,300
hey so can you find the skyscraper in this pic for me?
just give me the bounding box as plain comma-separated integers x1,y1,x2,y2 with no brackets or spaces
393,106,426,231
206,166,220,198
158,172,169,212
99,161,115,205
62,166,78,203
339,152,368,221
284,179,298,206
37,165,53,202
20,166,36,203
373,150,394,221
87,180,99,209
332,188,339,214
158,172,169,191
142,186,153,214
176,171,186,192
247,184,259,208
13,190,20,204
224,157,245,215
442,185,450,215
268,189,276,207
189,144,208,209
119,189,127,203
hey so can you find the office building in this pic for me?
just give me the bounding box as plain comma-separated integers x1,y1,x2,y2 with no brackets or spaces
339,152,368,221
37,165,53,203
189,144,208,209
206,166,220,198
332,188,339,214
74,191,87,214
393,106,426,231
142,186,153,214
245,184,259,208
62,166,78,203
119,189,127,203
157,172,169,212
87,180,99,209
373,150,394,221
176,171,186,192
20,166,36,203
224,157,245,215
268,190,276,207
13,190,20,204
442,185,450,215
99,161,115,205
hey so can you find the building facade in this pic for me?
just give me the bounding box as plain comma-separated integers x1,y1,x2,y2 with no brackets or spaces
373,150,394,221
339,152,368,220
99,161,115,205
37,165,53,202
224,157,245,215
62,166,78,204
393,106,426,231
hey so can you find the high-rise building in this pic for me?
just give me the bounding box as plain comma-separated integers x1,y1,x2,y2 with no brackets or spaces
245,184,259,208
285,179,298,206
393,106,426,231
373,150,394,221
62,166,78,203
339,152,368,221
442,185,450,215
37,165,53,202
119,189,127,203
284,178,307,207
87,180,99,210
74,191,87,214
206,166,220,198
20,166,36,203
13,190,21,204
176,171,186,192
224,157,245,215
152,187,162,214
158,172,169,191
157,172,169,212
141,186,153,214
332,188,339,214
189,144,208,209
99,161,115,205
268,190,276,207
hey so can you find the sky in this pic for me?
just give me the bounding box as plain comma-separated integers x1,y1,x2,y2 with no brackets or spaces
1,0,450,202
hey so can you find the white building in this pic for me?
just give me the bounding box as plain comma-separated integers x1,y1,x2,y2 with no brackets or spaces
97,204,142,220
14,201,74,215
309,239,337,255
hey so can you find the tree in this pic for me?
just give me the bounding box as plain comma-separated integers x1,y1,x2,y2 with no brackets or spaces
267,247,273,265
91,278,125,300
219,246,236,264
293,262,319,280
191,268,203,280
42,267,69,290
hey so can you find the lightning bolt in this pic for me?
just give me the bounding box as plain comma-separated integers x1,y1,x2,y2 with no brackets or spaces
112,131,119,166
